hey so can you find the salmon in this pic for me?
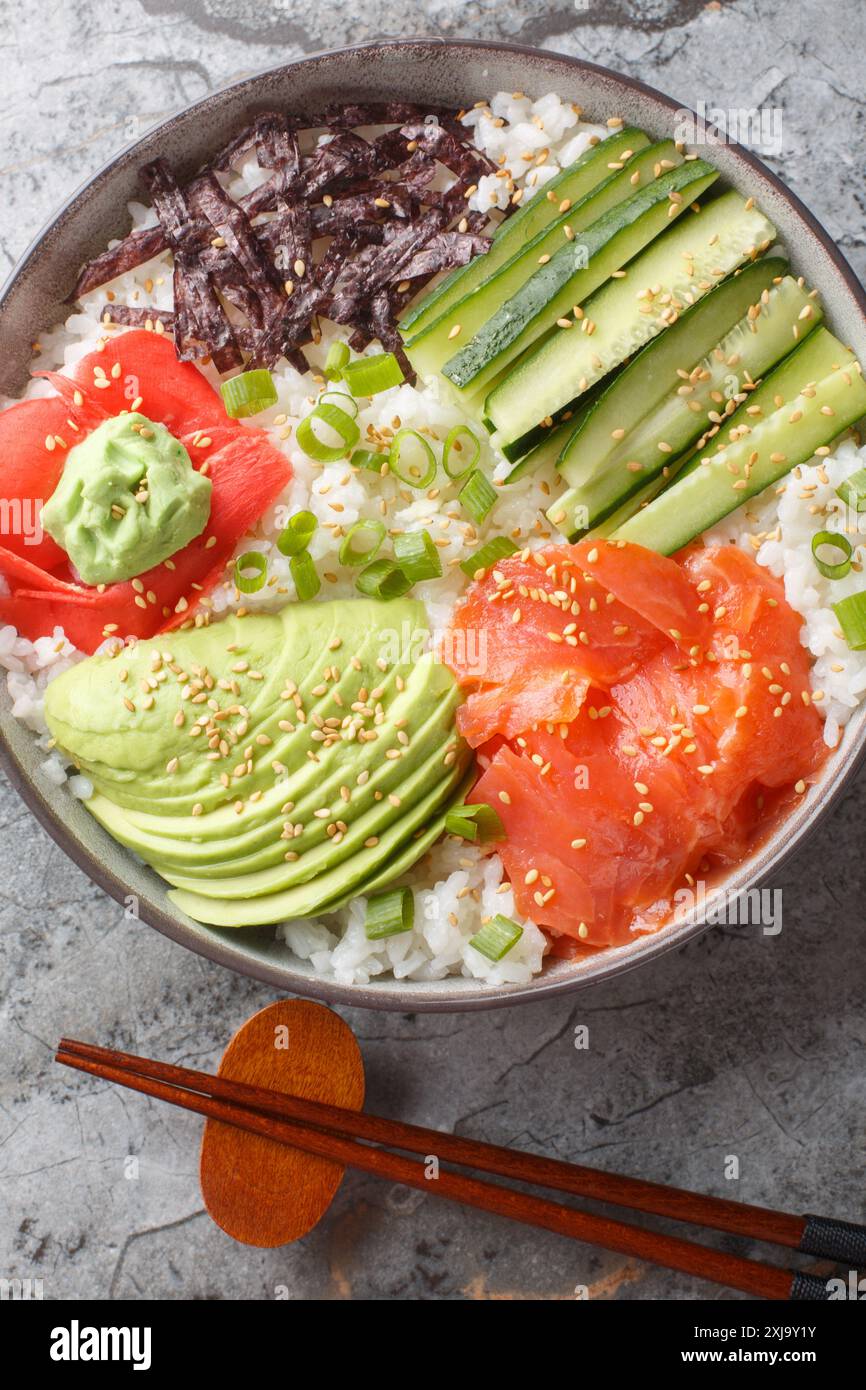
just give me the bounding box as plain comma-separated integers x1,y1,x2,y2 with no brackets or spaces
447,539,827,949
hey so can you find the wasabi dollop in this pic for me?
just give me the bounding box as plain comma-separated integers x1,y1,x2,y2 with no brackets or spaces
41,412,212,585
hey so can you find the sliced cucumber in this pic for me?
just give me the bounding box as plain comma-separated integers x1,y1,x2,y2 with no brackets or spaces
612,331,866,553
439,160,720,402
502,373,608,466
557,258,787,482
485,190,777,447
405,140,682,381
399,127,651,338
503,417,576,484
589,452,693,538
549,268,821,538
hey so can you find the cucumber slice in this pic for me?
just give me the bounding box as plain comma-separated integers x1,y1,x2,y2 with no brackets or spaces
549,267,821,537
612,331,866,553
557,258,787,483
439,160,720,402
404,140,682,381
399,127,651,338
485,190,777,446
588,451,694,538
503,416,576,484
501,373,608,466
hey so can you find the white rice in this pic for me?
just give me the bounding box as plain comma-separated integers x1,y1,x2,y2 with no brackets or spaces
3,92,865,984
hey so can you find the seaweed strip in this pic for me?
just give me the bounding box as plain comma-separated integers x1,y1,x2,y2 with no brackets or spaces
76,105,505,372
397,230,489,281
140,159,242,372
99,304,176,332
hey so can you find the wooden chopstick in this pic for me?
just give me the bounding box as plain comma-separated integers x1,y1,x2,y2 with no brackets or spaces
56,1041,812,1300
57,1037,808,1250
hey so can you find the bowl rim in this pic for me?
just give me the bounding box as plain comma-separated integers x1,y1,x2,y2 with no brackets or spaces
2,35,865,1013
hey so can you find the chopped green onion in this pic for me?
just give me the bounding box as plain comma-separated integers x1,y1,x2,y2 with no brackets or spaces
836,468,866,513
355,558,412,600
342,352,404,396
444,802,505,843
460,535,519,579
296,401,360,462
388,428,437,488
458,468,497,523
442,423,480,479
277,509,317,557
351,448,387,473
319,389,359,418
324,341,350,381
364,887,414,939
832,592,866,650
234,551,268,593
339,518,386,566
811,529,853,580
220,369,278,419
393,529,442,583
290,549,321,600
469,914,523,962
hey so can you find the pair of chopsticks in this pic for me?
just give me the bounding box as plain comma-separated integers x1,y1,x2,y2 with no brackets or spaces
56,1038,865,1300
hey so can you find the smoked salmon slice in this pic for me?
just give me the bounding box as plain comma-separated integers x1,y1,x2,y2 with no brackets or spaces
448,540,827,949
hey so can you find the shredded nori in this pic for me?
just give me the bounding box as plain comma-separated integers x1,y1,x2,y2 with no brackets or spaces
73,104,506,375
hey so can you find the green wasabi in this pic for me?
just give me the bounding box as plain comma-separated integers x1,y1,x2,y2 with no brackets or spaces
41,412,212,584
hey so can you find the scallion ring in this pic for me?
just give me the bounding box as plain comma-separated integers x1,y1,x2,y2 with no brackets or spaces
290,549,321,601
341,352,404,396
444,802,505,844
338,519,386,567
234,551,268,593
832,592,866,650
393,529,442,583
364,887,414,940
324,341,350,382
355,558,412,600
811,529,853,580
458,467,497,524
460,535,518,579
469,914,523,962
220,369,278,419
836,468,866,513
388,428,436,488
296,401,360,462
442,423,480,479
277,509,317,557
351,448,387,473
318,389,359,419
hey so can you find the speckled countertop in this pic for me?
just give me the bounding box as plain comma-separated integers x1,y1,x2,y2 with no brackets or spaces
1,0,864,1302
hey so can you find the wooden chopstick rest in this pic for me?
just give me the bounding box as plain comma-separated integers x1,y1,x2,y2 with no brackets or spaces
199,999,365,1247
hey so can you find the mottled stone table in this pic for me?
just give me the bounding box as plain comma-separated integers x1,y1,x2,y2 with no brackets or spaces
1,0,864,1301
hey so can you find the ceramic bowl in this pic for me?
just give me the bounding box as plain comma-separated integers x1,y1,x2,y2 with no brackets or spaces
1,38,864,1010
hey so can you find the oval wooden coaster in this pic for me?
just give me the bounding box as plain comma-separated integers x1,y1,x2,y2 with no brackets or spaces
200,999,365,1247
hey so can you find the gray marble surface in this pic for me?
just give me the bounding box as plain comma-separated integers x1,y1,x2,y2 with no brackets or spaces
1,0,864,1302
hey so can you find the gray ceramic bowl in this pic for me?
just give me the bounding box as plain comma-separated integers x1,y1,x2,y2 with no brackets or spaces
1,38,864,1011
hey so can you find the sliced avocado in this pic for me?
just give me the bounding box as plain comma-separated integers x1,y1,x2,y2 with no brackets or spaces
86,653,464,876
167,758,469,927
315,768,477,915
93,690,467,885
45,598,472,927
